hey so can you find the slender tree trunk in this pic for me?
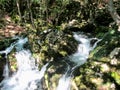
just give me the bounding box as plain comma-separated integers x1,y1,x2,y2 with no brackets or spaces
16,0,22,22
107,0,120,31
45,0,48,26
27,0,35,29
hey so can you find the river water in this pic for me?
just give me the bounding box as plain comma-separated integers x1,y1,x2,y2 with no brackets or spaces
0,32,101,90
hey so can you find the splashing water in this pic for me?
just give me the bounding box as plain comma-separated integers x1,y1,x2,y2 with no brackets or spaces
56,66,72,90
56,32,101,90
0,37,28,78
0,32,101,90
0,37,49,90
56,74,72,90
70,32,101,66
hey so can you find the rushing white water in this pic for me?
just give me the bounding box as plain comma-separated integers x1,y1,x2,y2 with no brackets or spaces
56,74,72,90
70,32,101,66
56,32,101,90
0,32,101,90
56,66,72,90
0,37,28,79
0,37,49,90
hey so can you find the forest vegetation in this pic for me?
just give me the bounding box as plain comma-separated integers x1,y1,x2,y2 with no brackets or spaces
0,0,120,90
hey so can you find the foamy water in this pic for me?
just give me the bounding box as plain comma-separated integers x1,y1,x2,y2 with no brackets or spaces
0,37,49,90
56,32,101,90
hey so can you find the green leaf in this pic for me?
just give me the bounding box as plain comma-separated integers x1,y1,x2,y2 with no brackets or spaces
110,30,115,34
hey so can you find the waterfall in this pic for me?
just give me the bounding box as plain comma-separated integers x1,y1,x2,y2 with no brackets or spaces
0,32,101,90
69,32,101,66
56,65,73,90
56,74,72,90
0,37,49,90
56,32,101,90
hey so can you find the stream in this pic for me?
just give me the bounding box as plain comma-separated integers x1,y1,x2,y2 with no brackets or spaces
0,32,101,90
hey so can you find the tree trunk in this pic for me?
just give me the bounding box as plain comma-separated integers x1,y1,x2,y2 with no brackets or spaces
107,0,120,31
27,0,35,29
16,0,22,22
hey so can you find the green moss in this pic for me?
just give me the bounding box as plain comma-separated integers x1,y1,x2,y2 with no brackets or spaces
58,50,67,56
111,72,120,85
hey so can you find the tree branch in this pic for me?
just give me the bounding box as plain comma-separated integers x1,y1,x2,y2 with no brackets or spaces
107,0,120,31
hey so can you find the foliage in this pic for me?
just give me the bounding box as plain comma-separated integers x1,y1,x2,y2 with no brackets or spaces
0,0,119,29
111,72,120,85
0,0,120,90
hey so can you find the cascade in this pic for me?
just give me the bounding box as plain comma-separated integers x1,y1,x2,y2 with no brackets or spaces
56,73,72,90
0,32,101,90
0,37,28,79
0,37,49,90
56,32,101,90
